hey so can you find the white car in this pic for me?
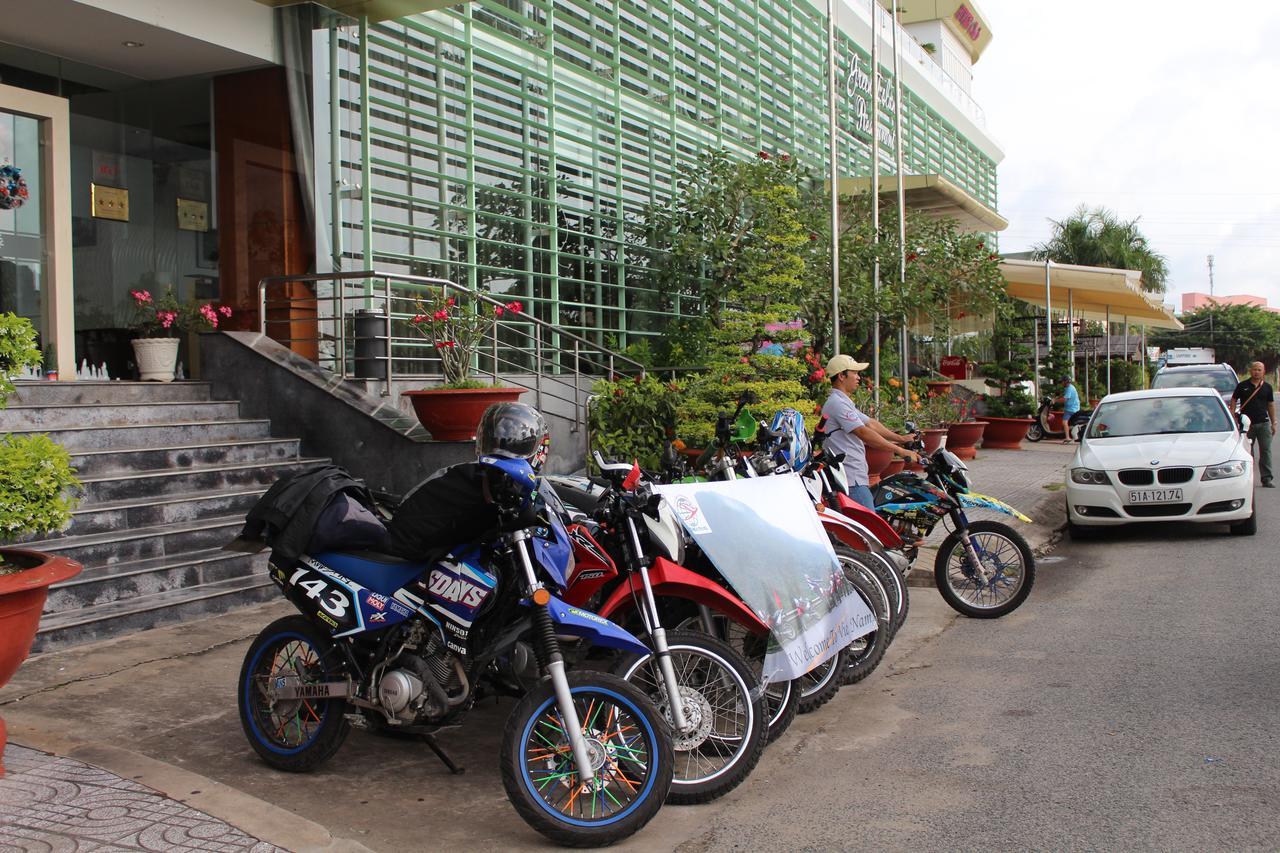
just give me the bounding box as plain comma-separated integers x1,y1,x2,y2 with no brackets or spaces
1065,387,1256,538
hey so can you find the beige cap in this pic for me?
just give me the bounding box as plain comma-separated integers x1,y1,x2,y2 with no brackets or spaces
825,354,870,376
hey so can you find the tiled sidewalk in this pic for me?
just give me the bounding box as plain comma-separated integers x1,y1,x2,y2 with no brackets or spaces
0,744,284,853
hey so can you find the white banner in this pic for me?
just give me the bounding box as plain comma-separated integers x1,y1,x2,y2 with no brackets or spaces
656,474,876,683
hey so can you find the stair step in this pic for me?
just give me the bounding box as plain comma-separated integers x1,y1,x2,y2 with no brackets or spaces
33,571,277,653
15,489,266,542
23,516,247,567
76,457,323,503
0,400,241,430
44,547,263,612
69,438,301,477
12,380,212,406
28,420,274,452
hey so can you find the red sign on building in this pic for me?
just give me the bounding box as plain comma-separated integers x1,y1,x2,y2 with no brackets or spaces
954,4,982,41
939,356,969,380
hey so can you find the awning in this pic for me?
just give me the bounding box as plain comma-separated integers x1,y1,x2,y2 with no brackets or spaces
1000,259,1182,330
837,173,1008,233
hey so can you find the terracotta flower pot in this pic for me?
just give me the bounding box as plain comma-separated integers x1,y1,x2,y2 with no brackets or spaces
865,445,894,485
402,386,526,441
977,416,1033,450
925,380,953,396
0,549,82,776
132,337,179,382
909,427,949,471
882,458,905,479
945,420,987,460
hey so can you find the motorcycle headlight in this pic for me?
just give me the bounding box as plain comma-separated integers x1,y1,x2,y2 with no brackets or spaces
1070,468,1110,485
1201,460,1247,480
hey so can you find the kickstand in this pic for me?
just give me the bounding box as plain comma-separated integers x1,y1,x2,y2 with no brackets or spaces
421,734,465,775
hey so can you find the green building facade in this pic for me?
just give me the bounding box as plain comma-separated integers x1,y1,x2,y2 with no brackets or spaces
318,0,1001,348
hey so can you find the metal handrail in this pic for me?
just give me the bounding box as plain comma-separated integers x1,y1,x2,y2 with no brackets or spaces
256,271,646,433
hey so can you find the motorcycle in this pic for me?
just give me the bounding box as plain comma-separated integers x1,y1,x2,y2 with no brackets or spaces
543,467,768,805
1026,394,1092,442
874,442,1037,618
237,455,673,848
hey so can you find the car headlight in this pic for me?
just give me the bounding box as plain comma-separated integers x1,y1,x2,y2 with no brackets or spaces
1070,468,1110,485
1201,460,1247,480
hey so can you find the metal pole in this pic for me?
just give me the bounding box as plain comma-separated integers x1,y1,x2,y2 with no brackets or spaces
1044,259,1053,355
891,0,908,420
329,20,343,274
826,0,841,356
1067,289,1075,382
1105,305,1112,395
337,282,346,378
358,16,373,274
1032,317,1040,400
258,281,267,335
491,321,499,384
1123,315,1129,379
382,275,392,397
1140,325,1147,389
573,340,581,433
534,324,544,410
871,4,881,407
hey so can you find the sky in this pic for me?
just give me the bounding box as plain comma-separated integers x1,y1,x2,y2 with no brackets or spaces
974,1,1280,311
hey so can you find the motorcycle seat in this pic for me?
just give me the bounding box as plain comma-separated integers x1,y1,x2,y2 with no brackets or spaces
313,549,433,595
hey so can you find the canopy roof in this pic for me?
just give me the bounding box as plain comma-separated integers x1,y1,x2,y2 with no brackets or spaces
838,174,1007,233
254,0,456,22
999,259,1182,330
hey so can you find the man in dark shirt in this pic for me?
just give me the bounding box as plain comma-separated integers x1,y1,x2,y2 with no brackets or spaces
1231,361,1277,487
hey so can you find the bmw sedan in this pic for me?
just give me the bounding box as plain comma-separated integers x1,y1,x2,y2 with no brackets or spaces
1065,387,1255,538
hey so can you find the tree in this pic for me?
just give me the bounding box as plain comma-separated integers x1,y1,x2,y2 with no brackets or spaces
1151,303,1280,371
983,318,1036,417
1031,205,1169,293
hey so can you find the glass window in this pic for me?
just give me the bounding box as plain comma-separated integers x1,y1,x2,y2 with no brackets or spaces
1152,369,1238,394
1087,396,1234,439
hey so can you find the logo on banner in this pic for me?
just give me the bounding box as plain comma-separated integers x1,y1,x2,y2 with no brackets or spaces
673,495,712,534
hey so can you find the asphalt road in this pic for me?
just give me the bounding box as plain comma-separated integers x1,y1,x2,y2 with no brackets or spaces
628,491,1280,852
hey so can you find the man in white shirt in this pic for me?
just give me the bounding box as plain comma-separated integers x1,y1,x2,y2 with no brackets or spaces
820,354,919,508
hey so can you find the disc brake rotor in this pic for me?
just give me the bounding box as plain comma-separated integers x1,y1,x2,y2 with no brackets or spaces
660,685,714,751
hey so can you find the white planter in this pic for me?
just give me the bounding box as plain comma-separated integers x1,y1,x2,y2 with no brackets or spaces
131,338,179,382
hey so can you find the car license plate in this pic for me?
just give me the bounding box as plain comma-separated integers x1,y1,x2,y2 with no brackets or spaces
1127,488,1183,504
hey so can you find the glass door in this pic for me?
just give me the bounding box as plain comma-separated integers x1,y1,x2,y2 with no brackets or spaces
0,110,45,346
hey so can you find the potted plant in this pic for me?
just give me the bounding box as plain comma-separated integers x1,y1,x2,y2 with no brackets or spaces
978,329,1035,449
944,394,986,460
129,286,232,382
41,344,57,381
0,314,82,775
403,287,526,441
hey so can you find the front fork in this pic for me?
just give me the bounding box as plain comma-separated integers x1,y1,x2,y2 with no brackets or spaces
511,530,596,786
626,517,690,733
953,511,993,585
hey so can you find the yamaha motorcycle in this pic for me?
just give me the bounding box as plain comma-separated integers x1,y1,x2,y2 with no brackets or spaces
237,455,673,847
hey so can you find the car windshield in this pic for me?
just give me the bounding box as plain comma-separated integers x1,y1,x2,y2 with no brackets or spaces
1087,396,1234,439
1152,369,1237,393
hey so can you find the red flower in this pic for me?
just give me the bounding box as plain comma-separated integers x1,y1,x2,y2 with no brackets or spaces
739,356,749,363
779,153,791,162
809,368,825,381
988,253,999,261
411,314,428,324
907,252,918,262
218,305,232,317
432,309,448,321
130,289,152,304
493,305,504,317
506,300,523,313
757,151,770,160
809,233,818,242
445,297,455,307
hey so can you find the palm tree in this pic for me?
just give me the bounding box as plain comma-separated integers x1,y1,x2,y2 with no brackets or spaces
1031,205,1169,293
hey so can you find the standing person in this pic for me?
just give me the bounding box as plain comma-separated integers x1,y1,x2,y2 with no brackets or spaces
1061,375,1081,444
821,354,919,509
1232,361,1276,487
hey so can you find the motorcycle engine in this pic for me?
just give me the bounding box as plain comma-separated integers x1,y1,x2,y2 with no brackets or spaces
375,627,466,723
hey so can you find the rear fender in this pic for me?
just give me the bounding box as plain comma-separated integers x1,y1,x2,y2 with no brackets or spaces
598,557,770,635
542,591,651,656
834,492,904,548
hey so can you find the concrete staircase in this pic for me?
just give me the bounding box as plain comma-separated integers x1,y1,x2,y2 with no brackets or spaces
6,381,321,652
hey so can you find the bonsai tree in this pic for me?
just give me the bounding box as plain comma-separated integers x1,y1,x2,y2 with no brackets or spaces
0,314,80,566
983,322,1036,418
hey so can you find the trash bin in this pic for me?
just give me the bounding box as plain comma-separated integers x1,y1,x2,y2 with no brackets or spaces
352,308,388,379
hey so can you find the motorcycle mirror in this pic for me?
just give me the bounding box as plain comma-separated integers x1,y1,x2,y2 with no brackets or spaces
904,420,917,433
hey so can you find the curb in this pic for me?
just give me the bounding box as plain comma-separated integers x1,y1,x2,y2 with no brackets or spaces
8,725,376,853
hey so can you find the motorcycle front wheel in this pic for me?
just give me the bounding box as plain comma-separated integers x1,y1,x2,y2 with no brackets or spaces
934,520,1036,618
238,615,351,773
614,630,767,804
830,548,891,686
797,646,849,713
501,671,673,847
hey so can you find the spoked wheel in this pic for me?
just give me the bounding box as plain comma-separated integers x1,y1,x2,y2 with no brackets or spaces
614,630,767,804
934,520,1036,618
238,615,350,772
831,556,891,686
833,543,903,640
796,646,849,713
674,613,800,743
501,672,673,847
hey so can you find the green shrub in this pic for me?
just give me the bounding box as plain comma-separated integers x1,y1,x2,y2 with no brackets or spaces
0,434,79,540
588,374,683,470
0,312,40,403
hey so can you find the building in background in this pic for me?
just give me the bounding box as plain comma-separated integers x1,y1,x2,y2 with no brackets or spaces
1182,292,1280,314
0,0,1003,377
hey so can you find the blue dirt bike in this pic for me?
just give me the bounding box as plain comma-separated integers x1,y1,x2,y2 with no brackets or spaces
237,455,673,847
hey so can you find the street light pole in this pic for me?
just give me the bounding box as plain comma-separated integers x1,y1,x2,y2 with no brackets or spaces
826,0,841,356
870,0,881,408
891,0,908,420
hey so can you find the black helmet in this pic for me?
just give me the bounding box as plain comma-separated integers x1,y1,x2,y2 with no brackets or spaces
476,402,549,471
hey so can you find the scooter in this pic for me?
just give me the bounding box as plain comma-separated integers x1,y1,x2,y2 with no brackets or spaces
1026,395,1092,442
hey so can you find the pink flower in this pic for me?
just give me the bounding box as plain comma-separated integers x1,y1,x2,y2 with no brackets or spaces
445,297,455,307
218,305,232,317
157,310,176,329
432,309,448,321
410,314,428,324
810,368,825,381
780,153,791,162
131,289,152,304
757,151,770,160
493,305,504,317
506,301,523,313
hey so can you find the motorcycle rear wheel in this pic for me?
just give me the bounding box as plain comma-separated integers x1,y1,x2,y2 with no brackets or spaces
614,630,767,804
501,671,673,848
1025,421,1044,442
830,548,891,686
238,615,351,773
934,520,1036,618
797,646,849,713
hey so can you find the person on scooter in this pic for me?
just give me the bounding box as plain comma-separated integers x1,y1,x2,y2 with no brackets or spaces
821,354,920,509
1061,375,1081,444
387,402,551,557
